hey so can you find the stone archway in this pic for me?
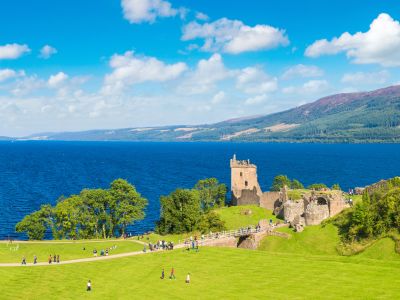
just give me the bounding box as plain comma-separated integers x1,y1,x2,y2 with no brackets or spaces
317,197,328,206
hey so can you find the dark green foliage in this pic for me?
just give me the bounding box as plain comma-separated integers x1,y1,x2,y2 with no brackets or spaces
156,178,227,234
291,179,304,189
16,179,147,240
332,177,400,242
271,175,304,191
271,175,291,191
194,177,227,211
331,184,341,190
307,183,328,190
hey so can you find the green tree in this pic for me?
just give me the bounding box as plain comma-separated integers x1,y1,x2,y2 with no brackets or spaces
307,183,328,190
156,189,202,234
291,179,304,189
198,211,226,233
194,178,227,211
331,184,341,190
15,205,53,240
271,175,291,191
109,179,148,236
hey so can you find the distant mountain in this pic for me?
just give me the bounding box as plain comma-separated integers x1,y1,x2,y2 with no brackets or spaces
24,85,400,143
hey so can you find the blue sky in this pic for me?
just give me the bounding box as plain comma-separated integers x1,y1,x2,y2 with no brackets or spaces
0,0,400,136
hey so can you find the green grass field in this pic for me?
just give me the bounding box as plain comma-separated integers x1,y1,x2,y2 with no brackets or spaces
0,240,143,263
1,246,400,299
1,205,400,299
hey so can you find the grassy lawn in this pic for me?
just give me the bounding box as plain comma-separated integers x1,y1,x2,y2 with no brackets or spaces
214,205,276,230
1,246,400,299
0,240,143,263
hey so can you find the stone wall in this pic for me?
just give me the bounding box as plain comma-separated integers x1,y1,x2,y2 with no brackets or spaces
304,202,329,225
232,187,260,206
260,191,280,210
283,200,304,223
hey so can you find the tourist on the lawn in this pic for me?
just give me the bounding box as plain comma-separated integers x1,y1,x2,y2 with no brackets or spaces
87,280,91,291
186,273,190,284
170,267,176,279
160,268,165,279
33,255,37,264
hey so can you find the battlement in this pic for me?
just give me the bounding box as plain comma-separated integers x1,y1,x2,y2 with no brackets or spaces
230,154,257,168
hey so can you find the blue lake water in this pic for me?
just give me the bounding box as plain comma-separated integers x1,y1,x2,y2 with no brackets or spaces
1,141,400,240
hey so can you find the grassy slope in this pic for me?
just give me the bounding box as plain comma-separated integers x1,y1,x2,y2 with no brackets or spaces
214,205,276,230
1,247,400,299
0,240,143,263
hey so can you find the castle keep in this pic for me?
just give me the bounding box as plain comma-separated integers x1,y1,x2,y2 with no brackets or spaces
230,155,348,227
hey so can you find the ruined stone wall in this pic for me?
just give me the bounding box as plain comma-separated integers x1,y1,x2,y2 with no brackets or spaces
283,201,304,223
233,188,260,206
260,191,280,210
304,202,329,225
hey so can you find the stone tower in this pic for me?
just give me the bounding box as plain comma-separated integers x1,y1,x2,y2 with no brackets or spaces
230,154,262,206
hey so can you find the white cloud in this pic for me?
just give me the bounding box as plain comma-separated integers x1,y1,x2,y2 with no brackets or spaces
39,45,57,59
236,67,278,94
282,64,324,79
244,94,267,105
211,91,225,104
11,76,45,96
283,80,329,95
177,53,233,95
48,72,69,88
182,18,289,54
341,70,389,85
121,0,179,23
103,51,187,94
305,13,400,67
0,43,30,59
0,69,25,82
195,12,209,21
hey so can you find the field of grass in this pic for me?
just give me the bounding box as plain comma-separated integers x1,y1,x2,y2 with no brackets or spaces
214,205,276,230
1,246,400,299
0,240,143,263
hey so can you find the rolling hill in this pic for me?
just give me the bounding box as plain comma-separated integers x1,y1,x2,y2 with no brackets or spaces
23,85,400,143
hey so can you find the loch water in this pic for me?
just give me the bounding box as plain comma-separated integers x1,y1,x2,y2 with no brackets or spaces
1,141,400,239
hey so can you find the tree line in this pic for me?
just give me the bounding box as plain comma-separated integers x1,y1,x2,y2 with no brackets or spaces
270,174,341,191
16,179,147,240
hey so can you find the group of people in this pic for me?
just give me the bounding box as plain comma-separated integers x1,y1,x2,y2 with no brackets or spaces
92,245,117,257
184,236,199,252
160,267,190,283
145,240,174,252
48,254,60,264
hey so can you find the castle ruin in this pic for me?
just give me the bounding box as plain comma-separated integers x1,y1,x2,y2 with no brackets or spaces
230,155,348,227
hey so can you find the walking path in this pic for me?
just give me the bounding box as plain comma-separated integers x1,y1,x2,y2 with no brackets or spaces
0,222,287,267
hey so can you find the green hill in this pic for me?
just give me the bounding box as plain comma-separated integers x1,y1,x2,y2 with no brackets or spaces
24,85,400,143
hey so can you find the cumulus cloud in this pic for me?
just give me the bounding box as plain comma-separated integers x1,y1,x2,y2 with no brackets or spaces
211,91,225,104
341,70,390,85
0,43,30,59
0,69,25,82
244,94,267,105
48,72,69,88
177,53,233,95
305,13,400,67
182,18,289,54
281,64,324,79
283,80,329,95
39,45,57,59
236,67,277,94
195,12,209,21
103,51,187,94
121,0,179,23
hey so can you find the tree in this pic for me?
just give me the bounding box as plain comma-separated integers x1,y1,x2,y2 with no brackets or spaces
194,178,227,211
16,205,53,240
331,184,341,190
271,175,291,191
198,211,226,233
157,189,202,234
109,179,148,236
307,183,328,190
291,179,304,189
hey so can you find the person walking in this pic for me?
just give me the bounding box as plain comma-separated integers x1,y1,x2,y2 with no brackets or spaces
87,280,91,291
33,255,37,264
160,268,165,279
56,255,60,263
21,256,26,265
185,273,190,284
169,267,176,279
48,255,52,264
